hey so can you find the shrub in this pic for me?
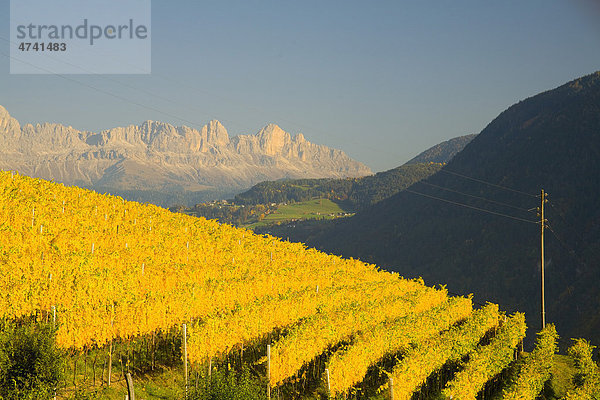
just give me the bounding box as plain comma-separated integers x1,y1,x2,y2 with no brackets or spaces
0,319,64,399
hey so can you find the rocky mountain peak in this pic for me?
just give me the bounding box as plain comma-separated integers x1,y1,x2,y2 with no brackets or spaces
0,105,21,141
203,120,230,146
0,105,372,204
256,123,291,156
0,105,9,120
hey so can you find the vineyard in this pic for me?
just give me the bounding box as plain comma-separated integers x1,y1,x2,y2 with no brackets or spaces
0,171,596,399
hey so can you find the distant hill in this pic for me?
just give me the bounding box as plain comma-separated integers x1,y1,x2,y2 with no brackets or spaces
301,72,600,346
0,107,371,206
405,134,477,164
234,163,442,212
233,132,475,211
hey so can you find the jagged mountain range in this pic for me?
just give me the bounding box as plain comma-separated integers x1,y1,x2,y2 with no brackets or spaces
0,106,371,204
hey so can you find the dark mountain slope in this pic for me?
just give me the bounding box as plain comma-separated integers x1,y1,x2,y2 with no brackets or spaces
306,72,600,345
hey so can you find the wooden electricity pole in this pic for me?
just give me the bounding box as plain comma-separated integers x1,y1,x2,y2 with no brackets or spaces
539,189,548,330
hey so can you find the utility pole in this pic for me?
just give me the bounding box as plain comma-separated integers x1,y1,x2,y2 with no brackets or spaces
539,189,548,329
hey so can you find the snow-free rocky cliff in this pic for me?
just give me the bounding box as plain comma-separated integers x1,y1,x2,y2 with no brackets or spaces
0,106,371,203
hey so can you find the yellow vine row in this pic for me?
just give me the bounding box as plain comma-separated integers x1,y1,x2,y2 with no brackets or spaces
382,303,501,400
187,279,401,364
269,283,447,386
442,312,526,400
562,338,600,399
327,296,473,396
502,324,558,400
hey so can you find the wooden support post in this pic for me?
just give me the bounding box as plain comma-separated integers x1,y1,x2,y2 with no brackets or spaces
267,344,271,400
73,356,77,386
151,330,155,370
389,376,395,400
183,324,188,398
325,368,331,398
108,341,113,387
125,372,135,400
92,351,98,387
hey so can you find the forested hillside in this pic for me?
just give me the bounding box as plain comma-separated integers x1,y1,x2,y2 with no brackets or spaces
234,163,441,211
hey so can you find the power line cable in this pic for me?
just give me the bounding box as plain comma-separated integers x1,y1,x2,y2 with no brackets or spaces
418,181,533,212
0,35,244,130
440,169,537,198
404,188,539,225
0,50,221,131
546,223,588,270
547,201,587,246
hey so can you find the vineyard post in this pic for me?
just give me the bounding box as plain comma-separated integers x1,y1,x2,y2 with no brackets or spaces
125,372,135,400
151,331,155,370
267,344,271,400
73,355,77,386
108,341,113,387
389,376,395,400
102,357,106,386
52,305,56,329
325,368,331,398
183,324,188,398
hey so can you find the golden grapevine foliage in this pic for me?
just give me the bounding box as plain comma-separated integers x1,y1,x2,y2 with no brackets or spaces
563,338,600,399
268,282,446,386
0,172,387,348
188,280,396,364
327,296,473,396
502,324,558,400
383,303,500,400
442,312,527,400
1,172,561,399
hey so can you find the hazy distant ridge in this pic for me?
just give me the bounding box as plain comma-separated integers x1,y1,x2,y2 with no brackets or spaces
405,134,477,165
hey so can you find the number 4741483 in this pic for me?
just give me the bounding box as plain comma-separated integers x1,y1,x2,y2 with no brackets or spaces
18,42,67,51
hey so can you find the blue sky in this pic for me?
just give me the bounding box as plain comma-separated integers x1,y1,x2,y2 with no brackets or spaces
1,0,600,171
